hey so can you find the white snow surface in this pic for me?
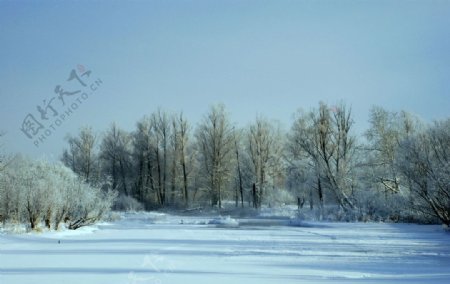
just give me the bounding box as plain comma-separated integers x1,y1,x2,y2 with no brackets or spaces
207,216,239,227
1,211,449,284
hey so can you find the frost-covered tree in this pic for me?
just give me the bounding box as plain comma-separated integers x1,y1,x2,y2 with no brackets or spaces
365,107,421,195
62,126,99,184
246,117,284,208
396,119,450,225
361,107,425,220
289,102,357,214
22,160,48,229
0,156,22,225
196,104,234,207
50,166,79,230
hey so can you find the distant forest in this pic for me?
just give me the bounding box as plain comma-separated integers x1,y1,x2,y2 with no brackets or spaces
1,102,449,228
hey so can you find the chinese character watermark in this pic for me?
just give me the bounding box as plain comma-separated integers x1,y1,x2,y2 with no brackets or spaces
20,65,103,147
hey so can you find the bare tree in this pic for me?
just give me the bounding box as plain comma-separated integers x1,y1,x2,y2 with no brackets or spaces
170,117,179,205
365,107,421,196
328,103,357,210
196,104,234,208
132,110,172,207
132,116,156,207
152,109,171,206
246,117,282,208
100,123,132,195
396,119,450,225
171,112,191,207
62,126,98,184
289,102,357,214
289,108,325,215
233,128,244,207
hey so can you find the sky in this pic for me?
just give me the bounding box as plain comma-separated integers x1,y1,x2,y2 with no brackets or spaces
0,0,449,160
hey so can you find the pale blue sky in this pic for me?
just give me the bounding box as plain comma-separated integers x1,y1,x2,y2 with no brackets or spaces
1,0,449,159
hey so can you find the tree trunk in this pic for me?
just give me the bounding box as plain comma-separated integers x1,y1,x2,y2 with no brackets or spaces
234,136,244,208
45,208,52,229
252,183,257,208
182,156,188,207
318,177,324,219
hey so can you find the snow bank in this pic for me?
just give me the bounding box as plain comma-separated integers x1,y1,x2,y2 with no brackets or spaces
207,216,239,227
0,223,28,234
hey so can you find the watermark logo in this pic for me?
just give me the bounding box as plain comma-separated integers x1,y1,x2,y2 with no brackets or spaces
128,254,176,284
20,65,102,147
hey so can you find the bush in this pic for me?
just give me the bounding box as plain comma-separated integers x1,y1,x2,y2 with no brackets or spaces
0,156,117,231
113,194,144,211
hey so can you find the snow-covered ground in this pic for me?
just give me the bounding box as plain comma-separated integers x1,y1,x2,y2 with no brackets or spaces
1,211,449,284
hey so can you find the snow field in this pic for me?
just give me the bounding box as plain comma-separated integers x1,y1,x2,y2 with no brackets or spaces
1,212,449,284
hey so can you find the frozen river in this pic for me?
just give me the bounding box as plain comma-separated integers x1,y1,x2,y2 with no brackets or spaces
1,212,449,284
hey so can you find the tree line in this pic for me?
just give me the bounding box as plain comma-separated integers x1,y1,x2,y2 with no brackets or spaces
57,103,450,225
1,102,449,226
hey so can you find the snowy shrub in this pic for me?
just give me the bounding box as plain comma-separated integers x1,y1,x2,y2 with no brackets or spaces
113,194,144,212
67,183,117,230
352,187,409,222
0,157,117,231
